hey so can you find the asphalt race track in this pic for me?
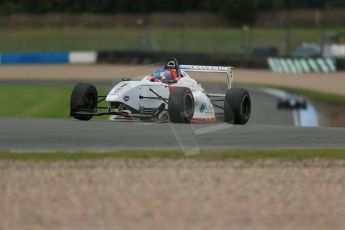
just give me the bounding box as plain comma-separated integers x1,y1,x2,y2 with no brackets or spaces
1,118,345,151
1,82,344,151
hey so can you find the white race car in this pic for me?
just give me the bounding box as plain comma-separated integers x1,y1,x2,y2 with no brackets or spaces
70,58,251,124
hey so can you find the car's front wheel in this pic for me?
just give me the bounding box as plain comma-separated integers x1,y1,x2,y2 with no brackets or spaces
168,87,194,123
70,83,98,121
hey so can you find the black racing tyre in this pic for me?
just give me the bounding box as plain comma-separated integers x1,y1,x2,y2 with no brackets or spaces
70,83,98,121
168,87,194,123
224,88,251,125
224,97,235,123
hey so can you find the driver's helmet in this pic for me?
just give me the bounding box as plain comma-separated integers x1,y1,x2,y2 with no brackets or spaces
153,68,177,81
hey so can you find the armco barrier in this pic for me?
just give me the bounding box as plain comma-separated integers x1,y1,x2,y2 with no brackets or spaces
268,57,337,73
97,50,269,67
0,51,267,67
0,52,97,64
0,52,68,64
0,51,344,71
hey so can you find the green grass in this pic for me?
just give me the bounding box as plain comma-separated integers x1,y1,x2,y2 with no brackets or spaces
275,86,345,104
1,149,345,161
1,27,344,54
0,85,109,118
0,28,144,52
244,83,345,104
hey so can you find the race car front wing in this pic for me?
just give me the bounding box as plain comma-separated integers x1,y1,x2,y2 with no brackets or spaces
74,103,166,119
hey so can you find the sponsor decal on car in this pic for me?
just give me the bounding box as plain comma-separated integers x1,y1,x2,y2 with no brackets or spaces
199,103,207,113
191,66,228,72
123,95,130,102
180,65,229,72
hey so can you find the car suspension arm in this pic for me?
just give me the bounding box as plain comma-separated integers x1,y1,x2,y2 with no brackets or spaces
139,88,168,104
212,103,224,110
210,99,225,102
149,88,169,103
97,96,107,103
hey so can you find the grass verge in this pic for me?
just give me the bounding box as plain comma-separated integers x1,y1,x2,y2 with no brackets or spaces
1,27,345,54
0,85,108,118
1,149,345,161
273,86,345,104
241,83,345,104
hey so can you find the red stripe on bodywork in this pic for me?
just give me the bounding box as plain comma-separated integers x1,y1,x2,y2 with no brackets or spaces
192,117,216,123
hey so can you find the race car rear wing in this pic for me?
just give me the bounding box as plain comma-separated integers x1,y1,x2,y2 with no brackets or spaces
179,65,234,89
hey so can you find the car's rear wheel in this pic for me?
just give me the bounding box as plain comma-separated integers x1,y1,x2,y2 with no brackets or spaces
168,87,194,123
224,88,251,125
224,97,235,123
70,83,98,121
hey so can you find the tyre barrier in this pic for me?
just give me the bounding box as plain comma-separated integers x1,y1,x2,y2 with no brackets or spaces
267,57,337,73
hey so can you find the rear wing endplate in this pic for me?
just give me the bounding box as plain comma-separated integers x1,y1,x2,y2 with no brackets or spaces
179,65,233,89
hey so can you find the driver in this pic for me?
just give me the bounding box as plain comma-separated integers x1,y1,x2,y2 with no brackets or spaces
151,68,179,83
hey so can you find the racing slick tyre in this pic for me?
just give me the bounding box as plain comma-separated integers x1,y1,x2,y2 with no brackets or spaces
168,87,194,123
224,88,251,125
224,98,235,123
70,83,98,121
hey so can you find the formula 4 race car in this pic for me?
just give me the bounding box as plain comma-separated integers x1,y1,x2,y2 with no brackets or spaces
70,58,251,124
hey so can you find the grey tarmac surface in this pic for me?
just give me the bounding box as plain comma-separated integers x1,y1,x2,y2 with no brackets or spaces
1,118,345,151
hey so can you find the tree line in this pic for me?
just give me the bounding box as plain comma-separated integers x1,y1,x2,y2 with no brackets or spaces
1,0,345,24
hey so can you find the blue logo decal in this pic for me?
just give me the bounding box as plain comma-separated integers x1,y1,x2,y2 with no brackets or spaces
199,103,207,113
123,96,130,102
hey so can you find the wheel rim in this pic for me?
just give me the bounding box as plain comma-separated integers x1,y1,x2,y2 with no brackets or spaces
184,94,193,119
241,95,251,121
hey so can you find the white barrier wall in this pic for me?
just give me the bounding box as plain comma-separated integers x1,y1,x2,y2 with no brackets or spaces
69,51,97,64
